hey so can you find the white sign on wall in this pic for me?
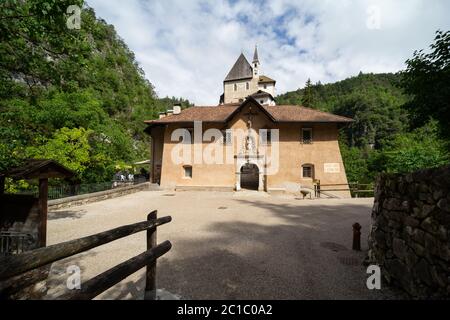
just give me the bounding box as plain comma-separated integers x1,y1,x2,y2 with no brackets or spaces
324,163,340,173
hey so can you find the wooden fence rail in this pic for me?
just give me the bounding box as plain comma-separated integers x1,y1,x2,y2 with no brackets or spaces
0,210,172,300
314,181,374,198
59,241,171,300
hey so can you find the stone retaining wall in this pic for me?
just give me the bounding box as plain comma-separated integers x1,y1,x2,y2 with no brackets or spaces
368,165,450,298
48,183,157,210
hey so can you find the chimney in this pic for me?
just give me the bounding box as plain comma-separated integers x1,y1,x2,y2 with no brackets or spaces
166,109,173,116
158,112,166,119
173,105,181,115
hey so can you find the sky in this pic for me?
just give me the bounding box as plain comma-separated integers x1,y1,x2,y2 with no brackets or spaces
86,0,450,105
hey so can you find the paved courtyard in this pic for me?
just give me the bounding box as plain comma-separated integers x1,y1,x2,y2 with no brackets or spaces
46,191,401,299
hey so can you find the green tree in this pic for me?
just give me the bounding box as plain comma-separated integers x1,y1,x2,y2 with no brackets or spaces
302,78,315,107
380,121,449,173
402,30,450,143
25,127,92,179
0,1,192,183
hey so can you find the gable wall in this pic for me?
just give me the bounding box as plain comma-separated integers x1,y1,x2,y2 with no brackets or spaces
223,77,259,104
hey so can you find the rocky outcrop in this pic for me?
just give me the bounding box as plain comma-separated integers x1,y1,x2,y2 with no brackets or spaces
368,165,450,299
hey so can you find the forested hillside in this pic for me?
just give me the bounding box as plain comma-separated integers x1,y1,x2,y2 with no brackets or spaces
0,1,191,183
277,69,450,183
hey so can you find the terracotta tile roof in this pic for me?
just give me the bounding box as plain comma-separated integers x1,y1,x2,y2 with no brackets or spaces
250,91,274,99
262,105,353,123
145,105,240,124
144,101,353,127
258,75,276,83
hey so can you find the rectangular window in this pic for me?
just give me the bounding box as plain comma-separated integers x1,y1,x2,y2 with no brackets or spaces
302,128,313,144
302,165,312,178
234,83,237,91
260,129,271,145
183,166,192,178
264,84,267,89
246,82,249,90
222,129,232,145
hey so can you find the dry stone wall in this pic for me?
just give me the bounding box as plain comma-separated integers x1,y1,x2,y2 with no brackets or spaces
368,165,450,299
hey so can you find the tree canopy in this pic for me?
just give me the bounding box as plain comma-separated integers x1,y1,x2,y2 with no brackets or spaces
401,30,450,143
276,30,450,183
0,1,191,182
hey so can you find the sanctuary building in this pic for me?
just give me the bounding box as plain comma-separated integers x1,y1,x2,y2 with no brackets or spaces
145,47,352,197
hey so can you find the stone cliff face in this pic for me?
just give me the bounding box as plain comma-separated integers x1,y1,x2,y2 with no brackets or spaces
368,165,450,298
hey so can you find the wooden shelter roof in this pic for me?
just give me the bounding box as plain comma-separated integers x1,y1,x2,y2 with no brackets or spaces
1,159,74,180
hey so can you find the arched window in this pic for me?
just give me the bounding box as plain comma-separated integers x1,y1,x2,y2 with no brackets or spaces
302,164,314,179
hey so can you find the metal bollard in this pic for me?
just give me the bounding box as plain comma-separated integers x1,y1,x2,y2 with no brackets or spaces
352,222,361,251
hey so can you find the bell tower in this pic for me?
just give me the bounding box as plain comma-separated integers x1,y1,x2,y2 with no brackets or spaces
252,45,260,77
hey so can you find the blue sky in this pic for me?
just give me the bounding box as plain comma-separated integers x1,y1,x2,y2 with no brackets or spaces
86,0,450,105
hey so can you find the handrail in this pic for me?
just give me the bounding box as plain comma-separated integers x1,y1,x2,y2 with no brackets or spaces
0,216,171,281
314,181,374,198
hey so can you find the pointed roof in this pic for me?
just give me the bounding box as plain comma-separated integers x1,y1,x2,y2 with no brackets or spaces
224,53,253,82
1,159,74,180
253,45,259,63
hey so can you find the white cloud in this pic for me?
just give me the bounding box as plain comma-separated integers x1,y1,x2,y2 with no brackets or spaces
86,0,450,105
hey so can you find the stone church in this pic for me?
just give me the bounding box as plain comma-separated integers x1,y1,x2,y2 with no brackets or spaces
145,47,352,197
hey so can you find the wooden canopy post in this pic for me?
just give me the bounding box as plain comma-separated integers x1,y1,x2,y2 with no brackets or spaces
145,210,157,300
38,178,48,247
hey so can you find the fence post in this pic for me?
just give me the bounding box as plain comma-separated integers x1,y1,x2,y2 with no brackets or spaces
317,180,321,198
145,210,157,300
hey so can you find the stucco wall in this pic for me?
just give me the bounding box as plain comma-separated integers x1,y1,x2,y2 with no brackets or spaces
368,166,450,298
160,122,235,189
258,82,275,96
224,77,259,104
269,122,350,197
150,126,165,184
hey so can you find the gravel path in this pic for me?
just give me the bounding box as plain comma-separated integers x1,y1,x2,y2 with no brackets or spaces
46,191,402,299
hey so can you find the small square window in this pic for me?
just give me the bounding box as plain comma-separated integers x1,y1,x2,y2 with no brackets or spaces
260,129,271,145
302,165,313,178
302,128,313,144
183,166,192,178
222,130,232,145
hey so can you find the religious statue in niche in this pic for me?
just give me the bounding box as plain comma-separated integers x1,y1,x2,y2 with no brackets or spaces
239,107,258,156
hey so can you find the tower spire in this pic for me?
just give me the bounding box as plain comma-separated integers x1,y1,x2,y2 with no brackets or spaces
253,45,259,63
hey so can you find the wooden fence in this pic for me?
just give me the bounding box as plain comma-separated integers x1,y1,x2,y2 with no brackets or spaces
314,181,374,198
0,210,171,300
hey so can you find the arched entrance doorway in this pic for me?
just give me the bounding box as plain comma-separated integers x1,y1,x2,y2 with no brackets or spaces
240,163,259,190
